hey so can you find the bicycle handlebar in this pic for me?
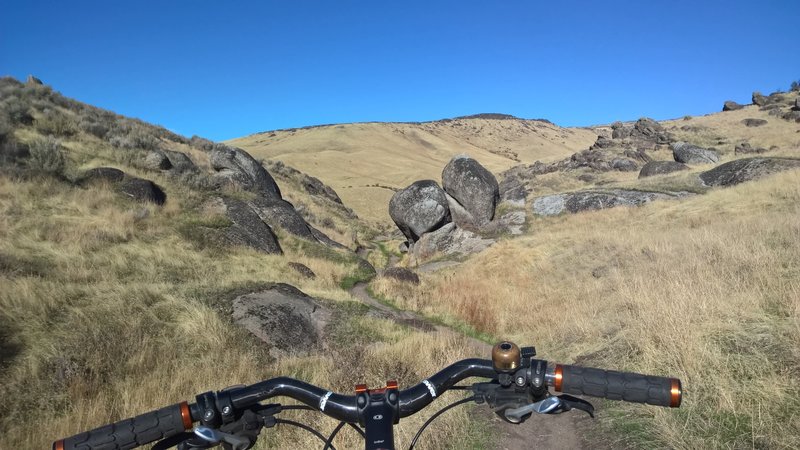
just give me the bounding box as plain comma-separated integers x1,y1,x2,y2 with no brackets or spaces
54,356,682,450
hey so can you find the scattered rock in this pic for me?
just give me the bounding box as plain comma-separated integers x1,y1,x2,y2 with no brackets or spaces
742,118,768,127
389,180,451,242
441,155,500,225
734,143,767,155
118,177,166,205
752,92,767,106
356,257,377,280
638,161,689,178
768,108,784,117
79,167,166,205
723,101,744,111
623,149,652,163
671,142,720,164
532,189,690,216
611,122,630,139
498,175,527,207
80,167,125,184
143,150,172,170
382,267,420,285
591,136,615,149
591,266,609,278
210,145,281,200
301,174,344,204
782,110,800,122
232,284,330,358
699,158,800,187
634,117,665,138
412,223,495,262
794,98,800,111
288,262,316,279
26,75,43,86
398,241,409,254
611,158,638,171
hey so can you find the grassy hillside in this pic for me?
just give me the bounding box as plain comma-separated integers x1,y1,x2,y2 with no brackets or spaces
228,117,598,223
3,75,800,449
372,167,800,448
0,78,488,449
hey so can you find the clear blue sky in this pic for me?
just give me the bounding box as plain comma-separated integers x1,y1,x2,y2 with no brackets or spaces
2,1,798,141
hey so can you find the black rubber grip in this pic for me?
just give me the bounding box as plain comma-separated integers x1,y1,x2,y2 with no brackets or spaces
55,403,190,450
558,364,681,407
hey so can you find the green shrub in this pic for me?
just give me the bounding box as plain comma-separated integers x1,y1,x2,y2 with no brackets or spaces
189,135,214,151
78,117,109,138
0,96,34,125
28,136,66,175
108,123,160,150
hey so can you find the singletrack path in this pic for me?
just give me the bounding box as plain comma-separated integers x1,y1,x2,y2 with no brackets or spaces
348,278,590,449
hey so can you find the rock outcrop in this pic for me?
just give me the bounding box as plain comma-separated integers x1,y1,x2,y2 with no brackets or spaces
723,101,744,111
143,150,172,170
532,189,690,216
672,142,720,164
752,92,767,106
207,196,282,254
389,180,451,242
288,262,316,279
210,145,281,199
412,223,495,262
699,157,800,187
232,284,331,358
441,155,500,225
382,267,420,285
249,197,317,241
734,143,767,155
118,177,167,205
638,161,689,178
163,150,198,174
79,167,166,205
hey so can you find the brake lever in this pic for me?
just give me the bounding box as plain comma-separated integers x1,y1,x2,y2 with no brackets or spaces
194,426,251,450
503,394,595,423
503,396,562,422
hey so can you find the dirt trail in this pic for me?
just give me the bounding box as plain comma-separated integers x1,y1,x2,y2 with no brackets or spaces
347,280,588,449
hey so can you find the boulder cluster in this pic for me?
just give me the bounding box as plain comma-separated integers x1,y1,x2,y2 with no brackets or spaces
79,144,349,256
722,91,800,123
202,145,346,254
389,155,508,261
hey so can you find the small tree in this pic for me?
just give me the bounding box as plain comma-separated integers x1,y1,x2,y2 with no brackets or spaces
791,80,800,92
29,135,65,175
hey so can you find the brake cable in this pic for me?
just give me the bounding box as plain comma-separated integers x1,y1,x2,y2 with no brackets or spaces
408,396,477,450
323,422,366,450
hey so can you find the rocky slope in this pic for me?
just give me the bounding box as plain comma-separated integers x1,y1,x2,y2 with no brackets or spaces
227,115,598,223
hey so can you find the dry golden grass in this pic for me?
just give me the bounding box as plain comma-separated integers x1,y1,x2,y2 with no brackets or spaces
664,103,800,154
371,169,800,448
227,119,598,223
0,173,489,450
